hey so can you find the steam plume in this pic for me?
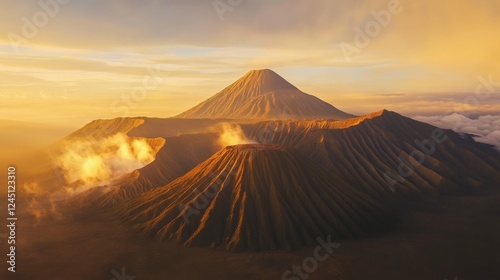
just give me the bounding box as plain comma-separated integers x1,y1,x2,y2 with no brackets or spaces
55,133,156,192
215,123,255,148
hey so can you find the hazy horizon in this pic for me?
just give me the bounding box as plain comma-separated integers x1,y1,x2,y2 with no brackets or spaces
1,0,499,128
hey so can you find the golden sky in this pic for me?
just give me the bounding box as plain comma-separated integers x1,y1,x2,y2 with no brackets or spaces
0,0,499,128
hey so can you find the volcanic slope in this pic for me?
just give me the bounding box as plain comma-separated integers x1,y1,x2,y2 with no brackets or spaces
242,110,500,198
119,144,391,251
109,110,500,207
176,69,354,120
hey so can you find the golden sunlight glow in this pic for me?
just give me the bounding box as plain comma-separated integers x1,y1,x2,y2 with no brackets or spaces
0,0,498,128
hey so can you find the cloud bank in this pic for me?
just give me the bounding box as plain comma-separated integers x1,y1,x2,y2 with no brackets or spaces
414,114,500,150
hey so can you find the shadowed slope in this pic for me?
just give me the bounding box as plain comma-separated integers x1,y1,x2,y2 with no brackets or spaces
100,133,220,205
119,144,391,251
176,69,354,120
67,133,220,210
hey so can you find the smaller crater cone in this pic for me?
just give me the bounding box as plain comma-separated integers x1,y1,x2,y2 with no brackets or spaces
119,144,391,251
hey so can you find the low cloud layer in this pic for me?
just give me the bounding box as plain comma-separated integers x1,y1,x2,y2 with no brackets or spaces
414,114,500,150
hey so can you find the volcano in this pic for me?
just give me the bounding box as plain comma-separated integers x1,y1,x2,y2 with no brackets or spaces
67,109,500,212
176,69,354,120
50,68,500,252
119,144,390,251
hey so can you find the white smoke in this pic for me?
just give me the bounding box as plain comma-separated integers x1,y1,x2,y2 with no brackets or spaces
22,133,159,221
55,133,156,192
215,123,256,148
22,181,63,224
